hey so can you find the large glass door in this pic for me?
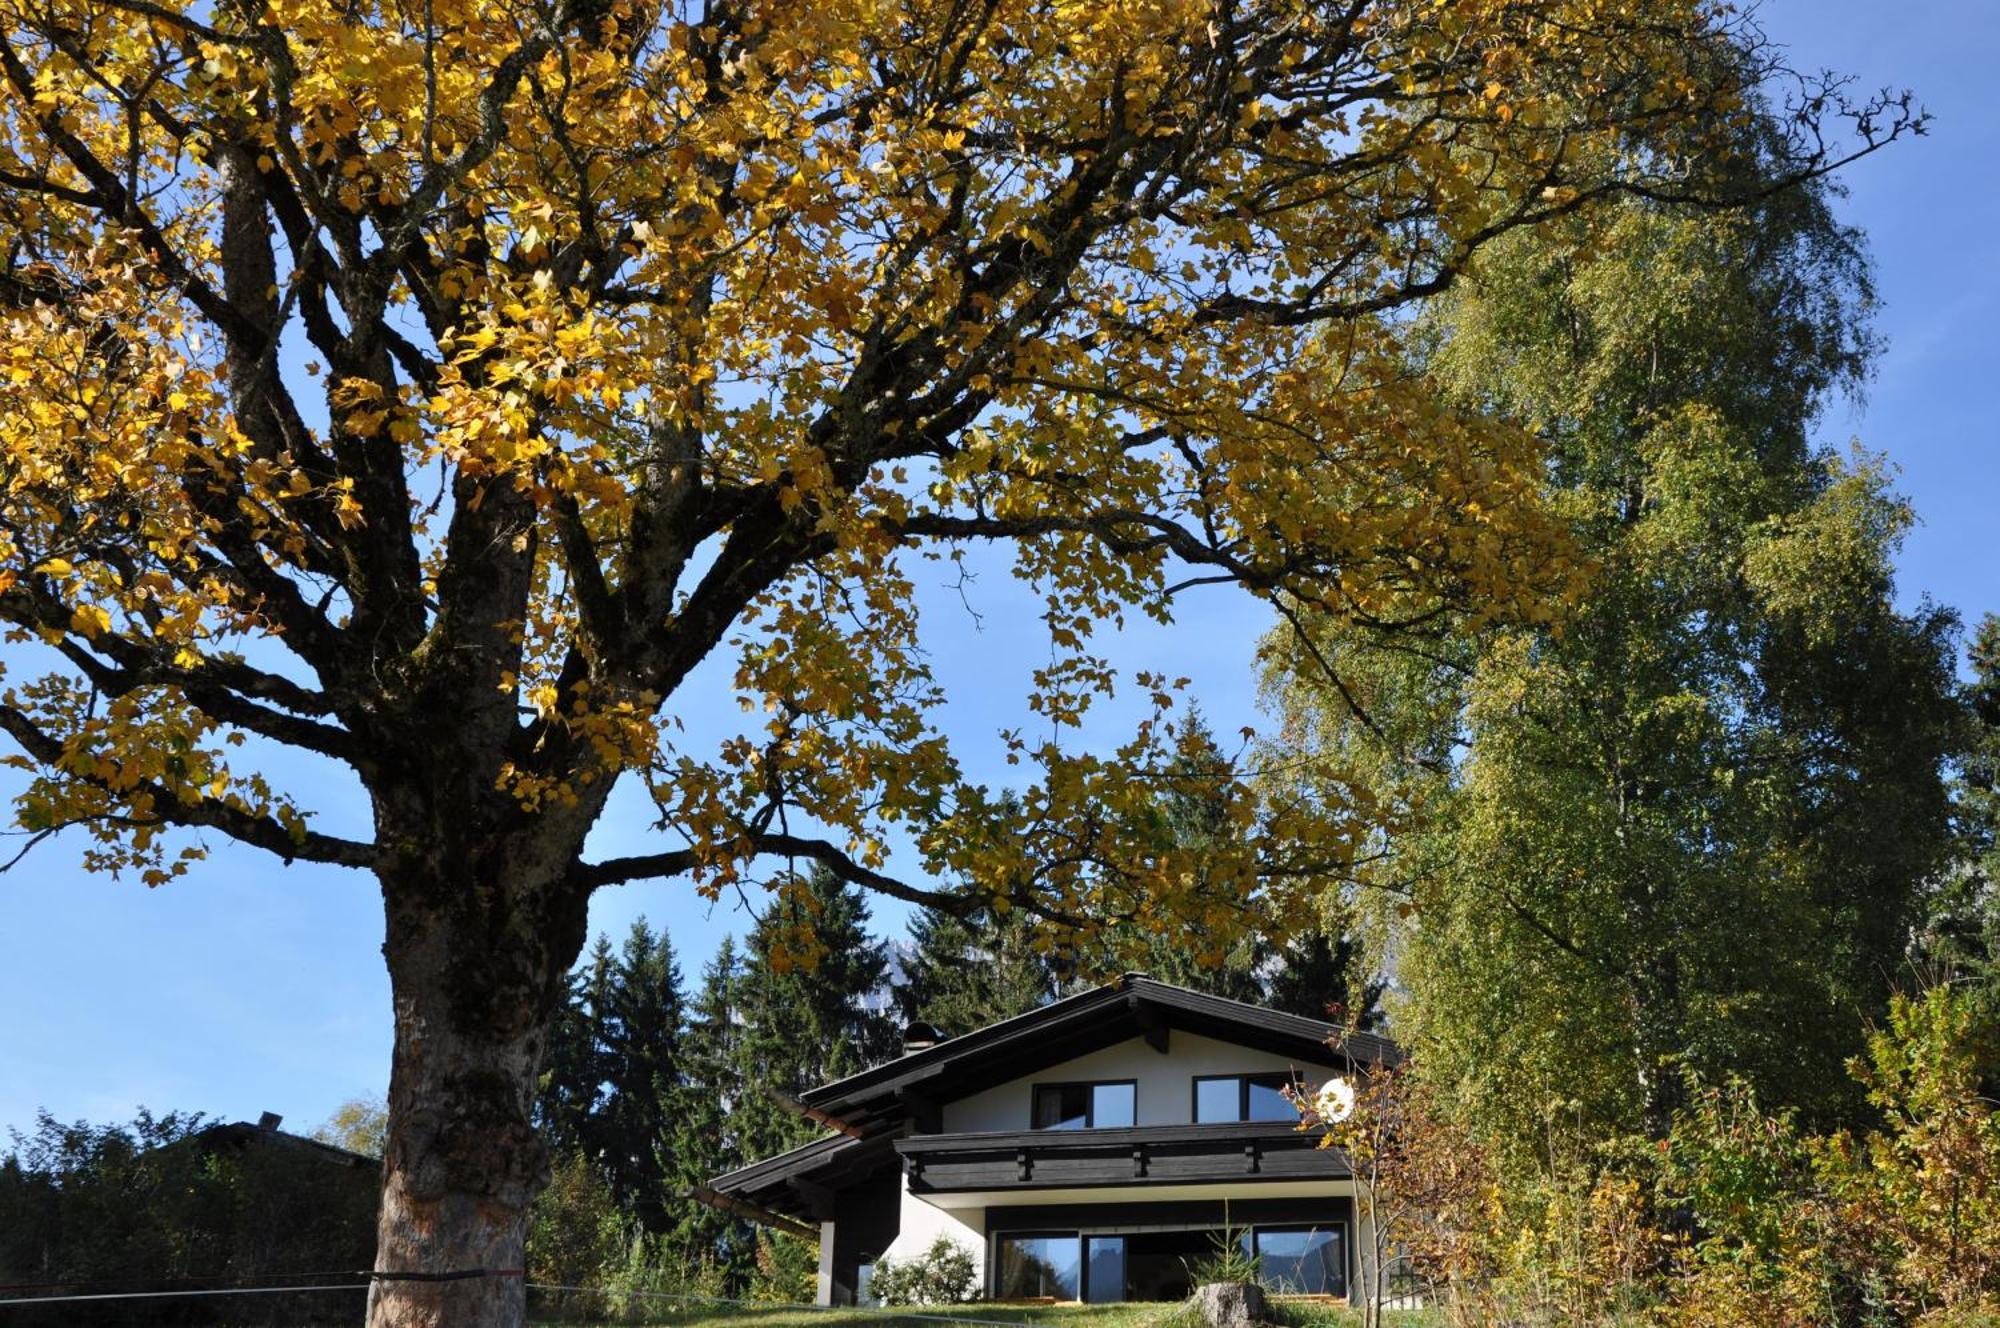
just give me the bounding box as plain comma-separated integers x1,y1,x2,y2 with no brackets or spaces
1085,1237,1126,1303
995,1233,1081,1300
1250,1225,1348,1297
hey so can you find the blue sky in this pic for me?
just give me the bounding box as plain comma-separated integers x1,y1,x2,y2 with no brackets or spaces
1,0,1995,1141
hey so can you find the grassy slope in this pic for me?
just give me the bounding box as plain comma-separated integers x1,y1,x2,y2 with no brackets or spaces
531,1302,1445,1328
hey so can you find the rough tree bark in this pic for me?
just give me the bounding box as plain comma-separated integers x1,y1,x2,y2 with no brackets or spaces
363,781,599,1327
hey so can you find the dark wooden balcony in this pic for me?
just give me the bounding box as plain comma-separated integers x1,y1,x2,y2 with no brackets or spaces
894,1122,1351,1193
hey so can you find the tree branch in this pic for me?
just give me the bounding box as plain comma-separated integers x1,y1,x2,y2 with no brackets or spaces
0,703,378,869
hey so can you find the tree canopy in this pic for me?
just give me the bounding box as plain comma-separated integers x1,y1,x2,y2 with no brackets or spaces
0,0,1909,922
1263,164,1960,1148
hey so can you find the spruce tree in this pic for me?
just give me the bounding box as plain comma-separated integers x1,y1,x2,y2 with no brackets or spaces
537,936,614,1160
1923,614,2000,1000
901,895,1062,1035
598,920,686,1231
1266,931,1385,1029
673,936,755,1279
732,869,898,1164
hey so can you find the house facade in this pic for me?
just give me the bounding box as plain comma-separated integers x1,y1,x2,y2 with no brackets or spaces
700,974,1397,1306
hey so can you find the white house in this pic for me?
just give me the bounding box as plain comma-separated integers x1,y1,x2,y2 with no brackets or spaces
699,974,1398,1306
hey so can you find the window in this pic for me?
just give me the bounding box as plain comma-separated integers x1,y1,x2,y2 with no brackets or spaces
1032,1080,1136,1130
1192,1072,1300,1123
995,1233,1081,1299
1193,1076,1239,1124
1245,1075,1294,1122
1084,1237,1126,1303
1248,1225,1346,1297
855,1260,876,1306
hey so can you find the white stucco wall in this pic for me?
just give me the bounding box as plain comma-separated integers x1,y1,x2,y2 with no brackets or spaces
877,1171,987,1266
941,1030,1328,1133
816,1221,837,1305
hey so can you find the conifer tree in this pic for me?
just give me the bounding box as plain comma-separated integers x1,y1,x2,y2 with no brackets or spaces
1091,714,1269,1001
537,936,614,1161
597,920,686,1232
1266,931,1385,1029
1105,713,1386,1012
732,869,897,1164
901,894,1063,1034
1924,614,2000,999
673,936,755,1278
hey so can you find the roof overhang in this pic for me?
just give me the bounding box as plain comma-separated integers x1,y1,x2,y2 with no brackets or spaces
701,1130,901,1225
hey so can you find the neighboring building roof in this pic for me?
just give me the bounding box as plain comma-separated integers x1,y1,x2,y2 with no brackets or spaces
185,1115,380,1170
799,972,1398,1139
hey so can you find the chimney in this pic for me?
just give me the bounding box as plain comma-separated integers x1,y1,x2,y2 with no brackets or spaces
256,1112,283,1132
902,1020,946,1054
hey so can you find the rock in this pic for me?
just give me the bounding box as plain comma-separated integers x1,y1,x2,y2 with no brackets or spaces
1191,1281,1269,1328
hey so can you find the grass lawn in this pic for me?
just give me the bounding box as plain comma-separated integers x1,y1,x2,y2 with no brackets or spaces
528,1300,1446,1328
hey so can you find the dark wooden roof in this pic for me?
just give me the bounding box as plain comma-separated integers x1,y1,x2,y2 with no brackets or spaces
704,1131,899,1218
798,973,1397,1139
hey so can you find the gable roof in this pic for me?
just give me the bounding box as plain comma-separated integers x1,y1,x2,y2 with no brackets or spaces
702,1130,896,1227
800,972,1397,1139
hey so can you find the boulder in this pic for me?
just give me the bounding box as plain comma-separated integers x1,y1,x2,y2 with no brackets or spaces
1191,1281,1269,1328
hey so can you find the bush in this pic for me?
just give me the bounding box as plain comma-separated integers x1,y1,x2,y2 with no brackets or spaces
748,1227,818,1303
869,1235,977,1305
593,1229,730,1323
527,1152,625,1291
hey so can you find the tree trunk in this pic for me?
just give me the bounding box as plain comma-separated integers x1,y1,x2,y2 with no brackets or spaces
365,834,592,1328
1631,944,1687,1142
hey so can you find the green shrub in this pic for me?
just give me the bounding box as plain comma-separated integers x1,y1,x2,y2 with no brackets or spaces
869,1236,977,1305
748,1228,818,1303
587,1229,732,1323
527,1152,625,1291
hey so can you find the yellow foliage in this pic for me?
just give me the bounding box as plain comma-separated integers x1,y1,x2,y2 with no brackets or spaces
0,0,1897,942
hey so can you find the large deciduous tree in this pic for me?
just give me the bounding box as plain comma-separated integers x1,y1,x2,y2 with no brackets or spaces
0,0,1909,1318
1264,157,1960,1151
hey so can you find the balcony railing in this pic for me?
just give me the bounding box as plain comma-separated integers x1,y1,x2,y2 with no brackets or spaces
895,1121,1351,1193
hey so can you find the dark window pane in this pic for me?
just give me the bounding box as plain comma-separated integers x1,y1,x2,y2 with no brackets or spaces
1092,1082,1136,1128
1194,1077,1240,1123
1034,1085,1090,1130
997,1235,1081,1299
1246,1075,1296,1122
1254,1227,1345,1297
1085,1236,1126,1303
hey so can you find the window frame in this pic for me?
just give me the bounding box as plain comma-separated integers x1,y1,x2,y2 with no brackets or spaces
1191,1071,1301,1124
1029,1078,1138,1131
